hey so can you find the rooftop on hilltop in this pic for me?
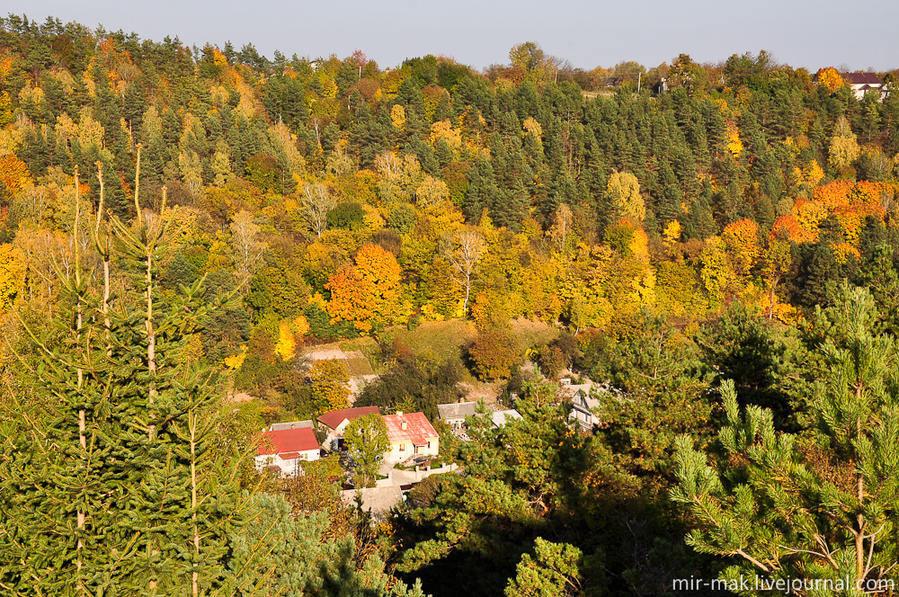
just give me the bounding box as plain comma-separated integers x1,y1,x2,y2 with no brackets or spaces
317,406,381,430
257,427,319,456
383,412,438,446
842,72,882,85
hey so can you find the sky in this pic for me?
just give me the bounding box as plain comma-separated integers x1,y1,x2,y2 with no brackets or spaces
7,0,899,72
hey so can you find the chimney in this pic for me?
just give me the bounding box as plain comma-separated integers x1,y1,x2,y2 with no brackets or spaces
401,418,408,431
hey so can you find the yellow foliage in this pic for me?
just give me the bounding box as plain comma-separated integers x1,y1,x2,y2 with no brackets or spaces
816,67,844,93
0,244,25,313
309,292,328,310
629,228,650,261
275,320,297,361
522,117,542,139
223,345,247,370
607,170,644,223
833,242,860,265
420,303,445,322
429,119,462,151
662,220,682,245
726,121,743,157
390,104,406,129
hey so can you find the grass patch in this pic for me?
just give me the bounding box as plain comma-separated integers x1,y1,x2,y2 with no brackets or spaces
344,356,374,376
509,318,560,351
392,319,478,365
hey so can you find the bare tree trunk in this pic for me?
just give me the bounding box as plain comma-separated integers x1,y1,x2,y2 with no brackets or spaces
94,163,111,350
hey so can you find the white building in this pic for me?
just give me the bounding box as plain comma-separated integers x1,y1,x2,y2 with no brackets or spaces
254,426,321,477
843,72,888,100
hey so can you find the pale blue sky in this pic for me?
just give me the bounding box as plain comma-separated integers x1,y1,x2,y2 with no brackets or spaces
8,0,899,71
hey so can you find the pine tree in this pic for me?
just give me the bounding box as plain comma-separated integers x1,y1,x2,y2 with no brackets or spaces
673,285,899,593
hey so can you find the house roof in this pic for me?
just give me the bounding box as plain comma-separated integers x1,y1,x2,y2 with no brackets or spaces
383,412,438,446
491,409,522,427
317,406,380,430
257,427,320,456
843,72,881,85
269,420,313,431
437,401,478,420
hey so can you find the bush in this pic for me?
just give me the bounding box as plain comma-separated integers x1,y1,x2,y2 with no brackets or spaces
468,328,523,380
327,202,365,230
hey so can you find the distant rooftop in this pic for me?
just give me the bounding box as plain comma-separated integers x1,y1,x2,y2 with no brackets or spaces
491,409,522,427
843,72,881,85
257,427,319,456
317,406,380,430
437,401,478,420
269,420,313,431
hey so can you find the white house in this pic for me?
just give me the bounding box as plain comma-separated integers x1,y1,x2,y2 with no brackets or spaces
843,72,888,100
255,427,321,477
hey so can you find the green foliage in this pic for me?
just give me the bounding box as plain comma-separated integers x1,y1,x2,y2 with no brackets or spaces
505,538,583,597
345,413,389,487
327,201,366,231
673,286,899,591
356,357,462,420
696,302,809,428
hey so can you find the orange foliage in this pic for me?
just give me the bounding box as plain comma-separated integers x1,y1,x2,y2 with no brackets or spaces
326,243,407,333
816,68,844,93
0,154,33,196
833,242,860,264
771,215,805,243
813,179,854,209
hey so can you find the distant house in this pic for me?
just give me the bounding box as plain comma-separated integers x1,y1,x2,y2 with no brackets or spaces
843,72,887,100
437,401,478,429
561,379,599,430
383,411,439,464
255,427,320,477
317,406,381,451
491,409,522,428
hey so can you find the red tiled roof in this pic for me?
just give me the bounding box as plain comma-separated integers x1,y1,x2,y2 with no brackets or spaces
317,406,380,430
257,427,319,456
383,412,438,446
843,72,881,85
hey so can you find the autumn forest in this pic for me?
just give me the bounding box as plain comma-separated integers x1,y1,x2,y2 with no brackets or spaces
2,13,899,597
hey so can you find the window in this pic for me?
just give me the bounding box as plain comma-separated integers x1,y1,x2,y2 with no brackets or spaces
399,443,405,452
427,441,431,449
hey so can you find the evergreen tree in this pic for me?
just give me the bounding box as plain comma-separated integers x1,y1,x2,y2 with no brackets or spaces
673,285,899,594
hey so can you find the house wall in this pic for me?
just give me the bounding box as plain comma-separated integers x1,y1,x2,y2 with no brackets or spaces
443,416,465,430
254,449,320,477
384,437,439,464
